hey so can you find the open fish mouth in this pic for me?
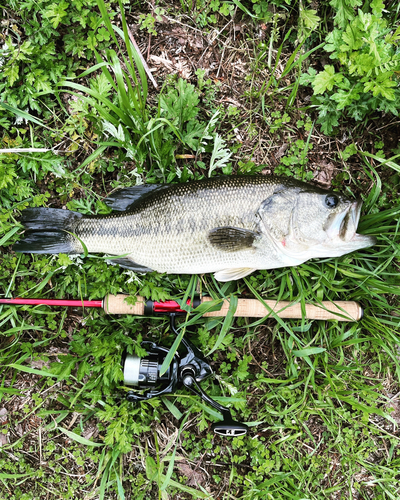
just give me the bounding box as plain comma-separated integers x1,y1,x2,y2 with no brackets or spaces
324,199,376,252
339,200,362,242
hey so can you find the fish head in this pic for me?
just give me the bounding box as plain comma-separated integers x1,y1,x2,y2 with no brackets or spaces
259,185,377,259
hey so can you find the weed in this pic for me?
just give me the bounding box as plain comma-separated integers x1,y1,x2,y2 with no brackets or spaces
275,138,314,180
301,3,400,134
138,8,166,36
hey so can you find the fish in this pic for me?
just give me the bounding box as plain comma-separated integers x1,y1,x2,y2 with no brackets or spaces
14,175,376,281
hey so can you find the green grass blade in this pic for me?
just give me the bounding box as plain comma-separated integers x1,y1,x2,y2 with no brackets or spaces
159,324,187,377
113,13,148,103
0,226,20,246
161,397,183,419
95,49,118,92
207,294,238,355
0,102,54,130
59,81,134,127
96,0,119,47
359,151,400,173
8,363,57,378
108,49,134,116
58,426,104,447
292,347,326,356
160,414,189,491
0,473,36,479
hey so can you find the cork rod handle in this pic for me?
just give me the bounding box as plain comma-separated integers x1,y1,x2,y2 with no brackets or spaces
103,295,146,315
201,297,362,321
103,295,362,321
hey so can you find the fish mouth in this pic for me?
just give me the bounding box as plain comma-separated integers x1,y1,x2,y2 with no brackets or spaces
339,200,362,242
325,200,359,241
326,199,376,250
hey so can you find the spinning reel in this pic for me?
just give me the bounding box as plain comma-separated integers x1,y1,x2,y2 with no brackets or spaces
122,314,248,437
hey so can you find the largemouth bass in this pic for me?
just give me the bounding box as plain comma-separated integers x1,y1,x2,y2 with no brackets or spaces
14,175,376,281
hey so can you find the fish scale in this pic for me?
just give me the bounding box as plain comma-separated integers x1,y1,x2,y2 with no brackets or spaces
73,176,274,273
14,175,376,281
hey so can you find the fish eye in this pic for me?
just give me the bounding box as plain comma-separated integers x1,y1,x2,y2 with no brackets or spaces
325,194,339,209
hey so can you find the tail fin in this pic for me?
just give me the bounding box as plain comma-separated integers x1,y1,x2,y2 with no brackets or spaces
14,208,83,254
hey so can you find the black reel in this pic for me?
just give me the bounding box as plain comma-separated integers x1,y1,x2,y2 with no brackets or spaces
122,314,248,437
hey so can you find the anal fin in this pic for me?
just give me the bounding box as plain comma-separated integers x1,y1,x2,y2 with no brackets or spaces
106,257,153,273
214,267,257,282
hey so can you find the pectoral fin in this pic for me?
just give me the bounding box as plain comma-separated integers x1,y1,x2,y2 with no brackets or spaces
214,267,257,282
208,227,258,252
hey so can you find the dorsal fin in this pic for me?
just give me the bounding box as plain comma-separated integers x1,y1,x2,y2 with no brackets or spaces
105,184,167,211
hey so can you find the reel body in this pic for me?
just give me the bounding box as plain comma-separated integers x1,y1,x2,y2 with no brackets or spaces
122,315,248,437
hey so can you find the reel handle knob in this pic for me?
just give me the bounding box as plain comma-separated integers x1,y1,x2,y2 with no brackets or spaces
212,420,248,437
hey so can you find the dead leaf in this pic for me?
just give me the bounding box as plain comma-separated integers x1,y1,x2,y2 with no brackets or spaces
275,143,288,159
313,161,335,187
177,462,205,487
0,408,8,426
0,433,7,446
150,54,174,70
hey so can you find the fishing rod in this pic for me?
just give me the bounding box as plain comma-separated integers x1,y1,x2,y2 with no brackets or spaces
0,294,363,321
0,294,363,436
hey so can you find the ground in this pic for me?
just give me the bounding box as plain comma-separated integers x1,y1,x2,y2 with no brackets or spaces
0,1,400,499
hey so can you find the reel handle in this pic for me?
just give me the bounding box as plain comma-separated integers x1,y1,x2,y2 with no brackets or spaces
181,367,248,437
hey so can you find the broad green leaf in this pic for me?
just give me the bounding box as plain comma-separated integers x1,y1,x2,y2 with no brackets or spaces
340,143,357,161
43,1,69,28
146,455,158,482
329,0,361,28
371,0,385,16
312,65,343,94
208,134,232,176
364,74,396,100
5,64,19,86
300,8,320,30
331,87,360,109
341,24,363,52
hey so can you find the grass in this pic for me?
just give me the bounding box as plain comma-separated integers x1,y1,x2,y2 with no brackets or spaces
0,0,400,499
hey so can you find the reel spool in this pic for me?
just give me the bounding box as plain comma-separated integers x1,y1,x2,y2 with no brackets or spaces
122,315,248,437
